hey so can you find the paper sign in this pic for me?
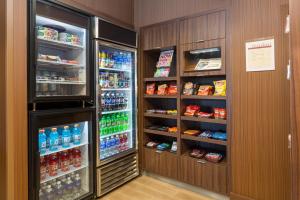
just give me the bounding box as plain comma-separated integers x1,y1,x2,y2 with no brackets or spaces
246,38,275,72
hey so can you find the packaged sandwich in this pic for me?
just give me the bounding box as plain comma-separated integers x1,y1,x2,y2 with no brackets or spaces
197,85,213,96
214,80,226,96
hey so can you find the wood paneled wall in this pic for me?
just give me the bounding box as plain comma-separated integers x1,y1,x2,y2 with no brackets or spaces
0,0,6,199
290,0,300,199
230,0,290,199
134,0,230,27
5,0,28,199
58,0,134,28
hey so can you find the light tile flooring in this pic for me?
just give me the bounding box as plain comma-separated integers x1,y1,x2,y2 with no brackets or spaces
101,175,215,200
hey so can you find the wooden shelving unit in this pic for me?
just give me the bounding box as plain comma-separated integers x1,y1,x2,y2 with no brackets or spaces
140,10,229,196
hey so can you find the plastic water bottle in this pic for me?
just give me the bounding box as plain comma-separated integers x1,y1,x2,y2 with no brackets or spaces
74,174,82,197
115,135,120,154
100,138,106,159
65,177,74,198
44,185,55,200
49,128,59,151
111,136,116,154
72,124,81,145
62,126,71,148
38,129,47,154
106,137,112,157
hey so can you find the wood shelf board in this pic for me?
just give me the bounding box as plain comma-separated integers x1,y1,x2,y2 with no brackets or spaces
144,113,178,119
144,95,178,99
144,128,178,138
181,134,227,146
181,116,227,124
181,95,226,100
144,77,177,82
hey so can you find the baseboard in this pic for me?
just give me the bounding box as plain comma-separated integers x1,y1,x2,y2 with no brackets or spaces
230,192,255,200
143,172,230,200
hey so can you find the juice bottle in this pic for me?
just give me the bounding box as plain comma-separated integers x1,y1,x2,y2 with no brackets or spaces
48,153,58,176
68,149,73,166
38,129,47,154
60,151,70,172
72,124,81,145
49,128,59,151
40,156,47,181
73,148,82,168
62,126,71,148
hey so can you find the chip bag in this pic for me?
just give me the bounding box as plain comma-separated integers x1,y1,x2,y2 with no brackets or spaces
197,85,213,96
213,80,226,96
157,84,168,95
146,83,155,95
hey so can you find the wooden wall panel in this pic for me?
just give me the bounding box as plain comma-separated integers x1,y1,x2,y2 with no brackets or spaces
0,0,6,199
290,0,300,199
134,0,230,27
58,0,134,28
230,0,290,200
5,0,28,199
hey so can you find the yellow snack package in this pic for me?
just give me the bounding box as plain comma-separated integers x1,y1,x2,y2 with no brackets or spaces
213,80,226,96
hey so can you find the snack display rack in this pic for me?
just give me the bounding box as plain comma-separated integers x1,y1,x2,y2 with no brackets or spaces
140,10,229,196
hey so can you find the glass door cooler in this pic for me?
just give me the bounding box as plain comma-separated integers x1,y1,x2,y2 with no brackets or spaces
94,18,138,196
29,108,95,200
29,0,94,103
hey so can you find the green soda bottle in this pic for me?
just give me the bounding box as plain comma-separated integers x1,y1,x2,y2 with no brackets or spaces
106,115,111,135
101,116,106,135
116,113,121,132
124,113,129,130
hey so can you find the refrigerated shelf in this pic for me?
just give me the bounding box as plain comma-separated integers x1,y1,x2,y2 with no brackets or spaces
102,109,131,115
41,164,88,184
100,130,131,139
37,59,85,69
101,88,130,91
40,141,89,156
99,67,131,73
36,79,86,85
37,37,84,50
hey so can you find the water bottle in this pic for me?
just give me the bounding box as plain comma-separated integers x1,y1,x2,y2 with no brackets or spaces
38,129,47,154
115,135,120,154
44,185,55,200
65,177,74,198
74,173,82,197
49,128,59,151
127,53,132,69
111,136,116,155
100,138,106,159
61,126,71,148
72,124,81,145
106,137,112,157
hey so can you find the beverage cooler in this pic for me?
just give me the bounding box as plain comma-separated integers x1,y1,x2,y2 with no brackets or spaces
29,108,95,200
94,18,139,196
28,0,96,200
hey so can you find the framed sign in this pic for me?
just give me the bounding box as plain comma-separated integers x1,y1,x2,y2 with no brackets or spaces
245,38,275,72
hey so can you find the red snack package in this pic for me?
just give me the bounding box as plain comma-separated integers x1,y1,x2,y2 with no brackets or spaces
219,108,226,119
146,83,156,95
197,85,213,96
197,112,214,118
190,149,206,159
168,84,177,95
205,153,223,163
214,108,220,119
157,84,168,95
184,105,200,116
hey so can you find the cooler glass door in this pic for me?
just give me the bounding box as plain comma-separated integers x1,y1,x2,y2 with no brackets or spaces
29,0,94,102
29,108,95,200
96,41,137,165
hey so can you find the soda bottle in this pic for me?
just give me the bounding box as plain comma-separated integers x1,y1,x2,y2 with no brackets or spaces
120,93,125,109
124,94,129,109
109,52,114,68
72,124,81,145
48,153,58,176
74,173,82,197
100,51,106,68
127,53,132,69
123,133,129,150
105,92,111,111
111,136,116,155
60,151,70,172
62,126,71,148
106,137,111,157
101,92,105,111
124,113,129,130
44,185,55,200
40,156,47,181
100,138,106,160
49,128,59,151
39,129,47,154
119,134,124,151
111,92,116,110
56,181,63,199
73,148,82,168
107,115,113,134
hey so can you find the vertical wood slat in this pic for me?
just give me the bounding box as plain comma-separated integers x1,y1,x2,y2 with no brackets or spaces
5,0,28,199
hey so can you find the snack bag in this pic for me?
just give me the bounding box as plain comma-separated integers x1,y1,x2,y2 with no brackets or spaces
168,84,177,95
157,84,168,95
183,130,200,136
197,85,213,96
205,153,223,163
214,80,226,96
154,67,170,77
168,127,178,133
146,83,156,95
183,82,194,95
197,112,214,118
184,105,200,116
190,149,206,159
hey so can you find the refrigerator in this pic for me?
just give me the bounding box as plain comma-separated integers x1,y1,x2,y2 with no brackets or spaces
93,18,139,196
28,0,95,199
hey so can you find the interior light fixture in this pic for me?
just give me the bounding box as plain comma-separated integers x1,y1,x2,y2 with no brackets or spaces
189,47,220,54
